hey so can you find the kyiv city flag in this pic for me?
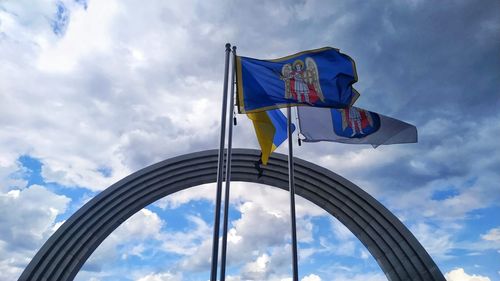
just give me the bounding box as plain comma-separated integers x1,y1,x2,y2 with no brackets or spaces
298,106,417,147
247,109,294,165
236,47,359,113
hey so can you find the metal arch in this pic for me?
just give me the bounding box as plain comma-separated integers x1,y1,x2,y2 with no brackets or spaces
18,148,445,281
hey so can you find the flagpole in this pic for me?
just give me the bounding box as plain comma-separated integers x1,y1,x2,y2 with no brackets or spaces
287,106,299,281
219,45,236,281
210,43,231,281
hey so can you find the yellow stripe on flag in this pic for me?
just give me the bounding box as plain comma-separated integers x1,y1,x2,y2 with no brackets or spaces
247,111,276,165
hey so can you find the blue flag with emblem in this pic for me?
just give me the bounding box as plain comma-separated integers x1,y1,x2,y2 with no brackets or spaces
236,47,359,113
247,109,294,165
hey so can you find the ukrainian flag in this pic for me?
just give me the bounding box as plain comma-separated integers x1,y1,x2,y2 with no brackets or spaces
247,109,294,165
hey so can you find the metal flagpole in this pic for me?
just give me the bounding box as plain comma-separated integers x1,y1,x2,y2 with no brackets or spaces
287,106,299,281
210,43,232,281
219,45,237,281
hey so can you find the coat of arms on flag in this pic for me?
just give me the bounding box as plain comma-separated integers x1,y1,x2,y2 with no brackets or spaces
281,58,324,105
333,107,381,138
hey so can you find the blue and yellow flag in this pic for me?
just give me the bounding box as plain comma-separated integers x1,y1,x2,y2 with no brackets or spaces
247,109,294,165
236,47,359,113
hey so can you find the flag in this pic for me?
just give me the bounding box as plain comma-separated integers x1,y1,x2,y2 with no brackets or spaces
297,106,417,147
236,47,359,113
247,109,294,164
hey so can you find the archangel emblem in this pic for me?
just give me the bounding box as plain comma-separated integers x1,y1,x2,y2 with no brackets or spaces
281,57,324,105
335,107,381,138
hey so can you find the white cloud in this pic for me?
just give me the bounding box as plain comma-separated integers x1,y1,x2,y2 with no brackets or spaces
226,272,322,281
36,0,119,72
173,183,325,273
330,217,355,241
410,223,454,260
392,115,500,217
164,184,377,279
155,182,327,269
153,183,387,278
176,200,293,272
241,253,271,280
154,184,215,209
481,227,500,243
161,215,211,256
119,209,163,239
157,182,327,219
80,208,164,273
445,268,491,281
177,238,212,272
331,272,387,281
1,0,234,191
0,184,70,280
239,245,297,281
0,0,58,36
460,227,500,252
0,185,69,249
136,271,182,281
318,236,356,257
360,249,370,260
233,202,289,248
302,273,321,281
0,161,27,192
297,217,362,258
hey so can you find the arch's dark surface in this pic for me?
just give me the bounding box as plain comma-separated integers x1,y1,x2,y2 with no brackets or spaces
19,149,445,281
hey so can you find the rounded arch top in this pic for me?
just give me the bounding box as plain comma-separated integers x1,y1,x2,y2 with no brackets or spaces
19,148,445,281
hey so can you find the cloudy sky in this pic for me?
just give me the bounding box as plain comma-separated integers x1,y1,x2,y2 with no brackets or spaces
1,0,499,280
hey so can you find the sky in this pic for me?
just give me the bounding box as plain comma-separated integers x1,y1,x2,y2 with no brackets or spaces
0,0,499,280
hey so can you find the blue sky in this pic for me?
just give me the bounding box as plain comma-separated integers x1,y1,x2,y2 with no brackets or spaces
0,0,499,280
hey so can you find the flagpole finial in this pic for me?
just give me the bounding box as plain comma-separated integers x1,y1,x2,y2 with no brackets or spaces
232,46,237,52
225,43,231,50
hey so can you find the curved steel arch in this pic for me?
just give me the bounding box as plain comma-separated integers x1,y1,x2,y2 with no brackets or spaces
19,149,445,281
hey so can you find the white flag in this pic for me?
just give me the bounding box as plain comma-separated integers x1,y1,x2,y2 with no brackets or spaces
297,106,417,147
